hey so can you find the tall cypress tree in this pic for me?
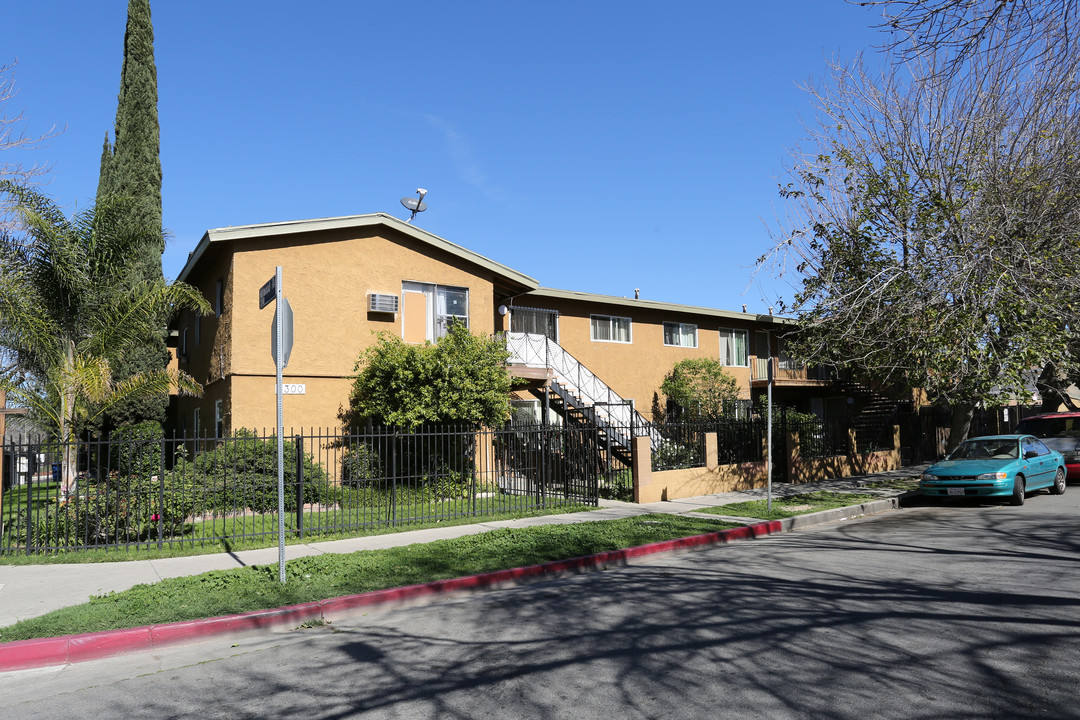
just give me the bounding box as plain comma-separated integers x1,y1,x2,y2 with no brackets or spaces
98,0,171,429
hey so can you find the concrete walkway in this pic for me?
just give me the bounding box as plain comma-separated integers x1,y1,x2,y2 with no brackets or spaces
0,466,924,628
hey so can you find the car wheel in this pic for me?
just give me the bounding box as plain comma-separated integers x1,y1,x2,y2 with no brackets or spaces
1051,467,1066,496
1010,475,1026,506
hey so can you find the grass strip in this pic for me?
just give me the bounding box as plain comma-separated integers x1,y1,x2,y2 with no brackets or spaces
0,502,594,566
0,514,738,643
696,491,881,520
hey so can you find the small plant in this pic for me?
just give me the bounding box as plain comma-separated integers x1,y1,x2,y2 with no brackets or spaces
599,468,633,501
191,429,334,514
341,441,382,486
652,440,702,471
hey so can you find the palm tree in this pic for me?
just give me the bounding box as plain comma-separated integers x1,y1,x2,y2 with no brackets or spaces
0,181,209,491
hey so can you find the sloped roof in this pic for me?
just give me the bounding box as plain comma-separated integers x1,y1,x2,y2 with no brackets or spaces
176,212,538,291
521,287,794,325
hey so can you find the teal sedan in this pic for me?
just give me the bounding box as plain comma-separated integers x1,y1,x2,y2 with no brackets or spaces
921,434,1067,506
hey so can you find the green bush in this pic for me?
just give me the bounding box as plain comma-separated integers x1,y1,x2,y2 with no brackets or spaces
110,421,163,479
191,429,334,514
29,470,196,548
652,440,702,471
599,468,633,501
340,441,383,486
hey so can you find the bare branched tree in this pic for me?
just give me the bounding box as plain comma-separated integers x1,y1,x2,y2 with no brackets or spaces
1,60,59,230
760,38,1080,447
858,1,1079,76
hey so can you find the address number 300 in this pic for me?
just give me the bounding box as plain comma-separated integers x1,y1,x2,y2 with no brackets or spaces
280,383,306,395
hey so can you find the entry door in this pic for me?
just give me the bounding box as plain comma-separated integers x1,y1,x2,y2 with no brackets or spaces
510,306,559,342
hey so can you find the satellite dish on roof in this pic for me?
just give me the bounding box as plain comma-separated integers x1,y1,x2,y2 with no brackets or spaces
400,188,428,223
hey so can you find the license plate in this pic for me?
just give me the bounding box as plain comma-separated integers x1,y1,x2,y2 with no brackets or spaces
947,488,966,496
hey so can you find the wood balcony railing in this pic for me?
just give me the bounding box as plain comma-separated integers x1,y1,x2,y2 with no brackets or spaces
751,357,839,384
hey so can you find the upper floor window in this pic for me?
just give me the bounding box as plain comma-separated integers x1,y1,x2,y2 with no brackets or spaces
402,281,469,343
214,399,224,439
663,321,697,348
215,279,224,317
590,314,632,343
719,328,749,366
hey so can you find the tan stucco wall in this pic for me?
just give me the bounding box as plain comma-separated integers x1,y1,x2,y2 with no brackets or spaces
172,225,507,433
631,427,902,503
512,296,772,421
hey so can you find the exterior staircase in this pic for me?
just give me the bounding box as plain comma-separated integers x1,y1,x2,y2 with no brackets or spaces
835,378,901,445
506,332,663,462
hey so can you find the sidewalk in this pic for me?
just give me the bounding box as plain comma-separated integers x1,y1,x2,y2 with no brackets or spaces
0,466,924,629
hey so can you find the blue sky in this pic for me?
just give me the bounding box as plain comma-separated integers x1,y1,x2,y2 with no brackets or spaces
4,1,885,313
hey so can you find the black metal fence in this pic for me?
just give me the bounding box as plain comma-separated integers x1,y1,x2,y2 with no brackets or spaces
0,423,601,556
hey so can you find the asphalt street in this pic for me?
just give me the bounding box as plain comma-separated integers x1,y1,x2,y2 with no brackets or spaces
2,488,1078,719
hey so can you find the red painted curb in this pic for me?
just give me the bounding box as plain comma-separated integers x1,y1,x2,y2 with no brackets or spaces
0,520,784,672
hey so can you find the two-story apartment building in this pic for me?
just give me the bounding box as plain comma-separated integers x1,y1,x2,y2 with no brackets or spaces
168,213,859,439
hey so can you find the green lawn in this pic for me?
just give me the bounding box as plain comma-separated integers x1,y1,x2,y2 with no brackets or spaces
0,513,739,642
0,499,594,565
697,491,883,521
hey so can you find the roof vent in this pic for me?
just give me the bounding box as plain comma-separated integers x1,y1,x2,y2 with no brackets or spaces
368,293,400,313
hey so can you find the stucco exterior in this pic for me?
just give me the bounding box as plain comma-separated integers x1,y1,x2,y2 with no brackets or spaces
169,212,845,437
170,214,535,437
508,288,793,422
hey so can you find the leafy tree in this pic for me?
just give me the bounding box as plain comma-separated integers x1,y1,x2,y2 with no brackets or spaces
343,323,512,429
0,182,208,489
660,358,740,421
760,39,1080,449
96,0,170,429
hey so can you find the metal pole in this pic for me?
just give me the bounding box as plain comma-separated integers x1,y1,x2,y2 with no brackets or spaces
275,266,286,584
295,434,304,540
767,354,773,513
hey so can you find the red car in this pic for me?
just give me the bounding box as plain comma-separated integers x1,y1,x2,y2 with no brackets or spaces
1016,412,1080,480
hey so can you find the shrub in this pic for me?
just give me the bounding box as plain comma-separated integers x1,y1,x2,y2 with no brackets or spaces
29,470,196,548
342,322,512,428
598,468,633,501
191,429,334,514
652,440,702,471
111,421,163,476
340,441,383,486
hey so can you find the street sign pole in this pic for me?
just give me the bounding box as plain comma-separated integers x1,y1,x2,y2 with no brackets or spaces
274,266,286,584
766,345,774,513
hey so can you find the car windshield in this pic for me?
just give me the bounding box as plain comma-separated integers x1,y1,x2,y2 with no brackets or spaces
1015,417,1080,438
948,439,1018,460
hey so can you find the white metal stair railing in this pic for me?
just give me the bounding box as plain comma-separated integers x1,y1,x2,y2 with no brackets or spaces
506,332,662,449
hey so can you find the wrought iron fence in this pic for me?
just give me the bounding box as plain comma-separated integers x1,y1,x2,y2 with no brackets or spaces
854,417,897,454
650,422,707,471
786,414,850,460
649,418,768,471
0,423,600,556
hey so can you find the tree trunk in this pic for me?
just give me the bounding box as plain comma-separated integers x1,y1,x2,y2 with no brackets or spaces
60,342,78,496
1035,361,1073,412
946,402,975,453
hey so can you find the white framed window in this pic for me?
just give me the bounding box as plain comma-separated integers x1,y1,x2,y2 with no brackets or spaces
214,400,224,439
663,321,697,348
215,279,224,317
402,282,469,342
510,398,562,426
590,314,632,343
719,328,749,366
192,407,200,438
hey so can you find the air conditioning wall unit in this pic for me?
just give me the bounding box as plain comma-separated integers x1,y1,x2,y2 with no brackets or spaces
368,292,400,313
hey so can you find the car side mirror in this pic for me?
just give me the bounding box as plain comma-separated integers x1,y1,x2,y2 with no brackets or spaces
1024,450,1039,459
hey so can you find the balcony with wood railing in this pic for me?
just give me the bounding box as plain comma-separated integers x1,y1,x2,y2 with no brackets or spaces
750,357,842,386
